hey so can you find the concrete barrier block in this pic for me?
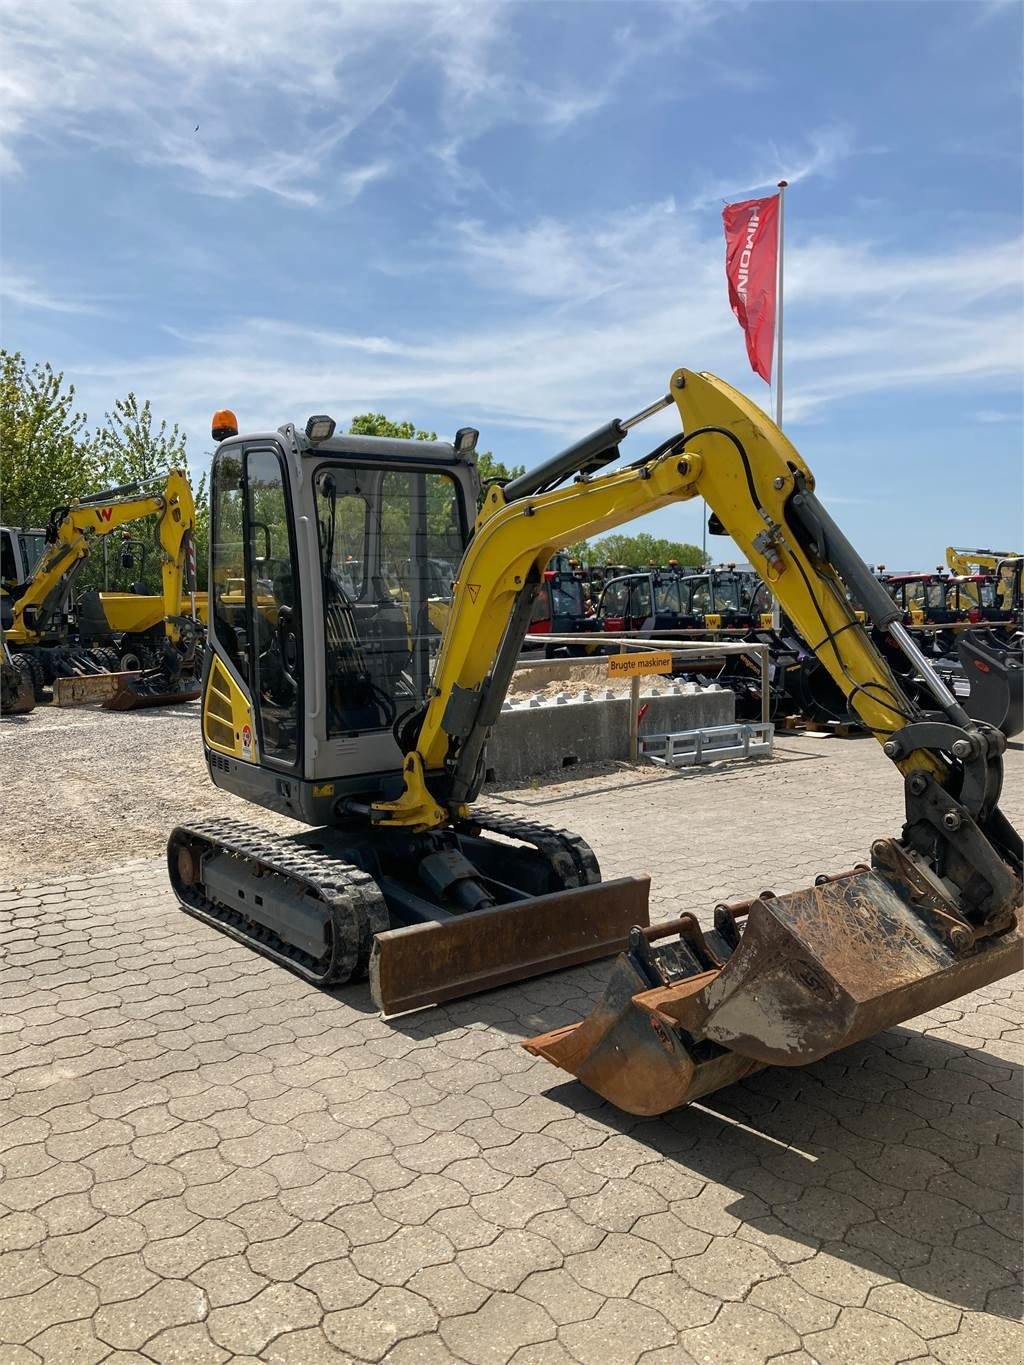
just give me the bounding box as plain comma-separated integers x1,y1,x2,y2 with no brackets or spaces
484,686,735,784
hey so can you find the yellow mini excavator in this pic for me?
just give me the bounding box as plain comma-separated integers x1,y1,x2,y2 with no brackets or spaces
169,371,1022,1115
4,471,202,708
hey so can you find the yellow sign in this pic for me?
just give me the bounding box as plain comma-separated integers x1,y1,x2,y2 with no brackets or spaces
608,651,673,678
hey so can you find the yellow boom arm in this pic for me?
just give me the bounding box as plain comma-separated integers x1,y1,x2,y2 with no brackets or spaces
5,470,196,646
374,369,939,830
946,546,1021,575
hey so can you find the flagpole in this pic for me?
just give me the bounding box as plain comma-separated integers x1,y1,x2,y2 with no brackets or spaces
775,179,787,428
770,180,788,631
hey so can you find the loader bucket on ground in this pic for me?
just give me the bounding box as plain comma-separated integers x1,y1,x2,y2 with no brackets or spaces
371,875,651,1015
53,670,201,710
524,851,1023,1116
958,630,1024,738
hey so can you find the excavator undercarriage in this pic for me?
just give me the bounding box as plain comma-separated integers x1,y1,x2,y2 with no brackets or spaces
168,376,1022,1115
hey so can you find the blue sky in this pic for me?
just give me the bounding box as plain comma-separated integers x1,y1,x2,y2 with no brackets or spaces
1,0,1021,564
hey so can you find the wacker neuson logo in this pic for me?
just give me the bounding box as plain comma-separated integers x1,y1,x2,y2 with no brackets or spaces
736,205,760,303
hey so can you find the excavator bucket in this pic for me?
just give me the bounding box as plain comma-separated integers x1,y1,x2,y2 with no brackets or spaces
102,673,201,710
524,848,1023,1116
958,630,1024,738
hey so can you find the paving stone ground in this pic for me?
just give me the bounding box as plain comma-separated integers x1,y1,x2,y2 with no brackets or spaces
1,725,1021,1363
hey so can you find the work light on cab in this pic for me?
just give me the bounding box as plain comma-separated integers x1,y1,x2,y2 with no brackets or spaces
305,415,336,445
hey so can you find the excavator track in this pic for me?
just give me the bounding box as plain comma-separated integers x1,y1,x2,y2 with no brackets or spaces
457,809,602,889
168,817,389,987
171,811,643,1017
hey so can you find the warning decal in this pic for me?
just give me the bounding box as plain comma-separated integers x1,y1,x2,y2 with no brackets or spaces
466,584,481,603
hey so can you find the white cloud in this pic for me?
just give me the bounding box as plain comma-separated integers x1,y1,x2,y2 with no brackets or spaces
974,408,1021,423
688,125,863,209
0,1,721,206
61,196,1023,465
0,274,98,314
0,1,429,202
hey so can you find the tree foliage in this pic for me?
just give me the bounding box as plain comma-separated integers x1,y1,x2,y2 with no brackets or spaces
476,449,525,487
570,532,706,569
348,413,437,443
347,414,525,497
88,393,188,486
0,350,92,528
1,355,202,592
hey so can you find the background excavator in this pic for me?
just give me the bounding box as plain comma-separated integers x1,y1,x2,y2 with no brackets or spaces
2,471,202,709
168,373,1021,1116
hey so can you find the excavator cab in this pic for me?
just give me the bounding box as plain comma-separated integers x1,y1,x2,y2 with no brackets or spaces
200,426,478,805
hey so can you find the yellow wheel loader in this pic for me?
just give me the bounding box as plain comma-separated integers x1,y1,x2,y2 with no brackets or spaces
3,471,203,709
168,373,1021,1115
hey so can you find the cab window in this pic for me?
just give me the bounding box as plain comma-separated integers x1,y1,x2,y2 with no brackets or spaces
630,578,652,618
689,581,711,615
601,580,628,616
655,580,681,613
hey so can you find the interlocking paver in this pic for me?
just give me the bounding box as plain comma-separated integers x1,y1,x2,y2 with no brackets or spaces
1,732,1020,1363
804,1304,930,1364
440,1290,556,1364
323,1284,437,1358
681,1301,803,1364
27,1317,111,1365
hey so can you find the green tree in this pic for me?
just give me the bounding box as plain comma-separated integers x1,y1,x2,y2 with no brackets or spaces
0,350,93,527
82,394,196,593
581,532,706,569
348,412,437,442
476,450,525,487
89,393,188,486
190,471,210,591
346,414,524,495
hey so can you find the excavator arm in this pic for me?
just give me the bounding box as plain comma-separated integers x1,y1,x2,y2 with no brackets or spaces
6,470,196,646
946,545,1021,575
370,369,1020,1113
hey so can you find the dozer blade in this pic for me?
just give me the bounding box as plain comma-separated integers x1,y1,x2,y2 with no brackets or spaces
958,630,1024,738
370,876,651,1015
524,856,1023,1116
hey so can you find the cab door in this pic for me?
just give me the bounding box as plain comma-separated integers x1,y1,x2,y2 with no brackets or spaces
243,448,302,767
207,443,302,768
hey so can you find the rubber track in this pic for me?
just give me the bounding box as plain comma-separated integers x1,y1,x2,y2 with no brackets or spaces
460,810,602,889
168,816,389,987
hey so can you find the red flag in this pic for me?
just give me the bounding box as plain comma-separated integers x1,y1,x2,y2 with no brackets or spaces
722,194,779,384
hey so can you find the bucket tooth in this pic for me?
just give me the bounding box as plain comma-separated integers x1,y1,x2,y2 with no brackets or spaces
524,861,1023,1116
371,875,650,1015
